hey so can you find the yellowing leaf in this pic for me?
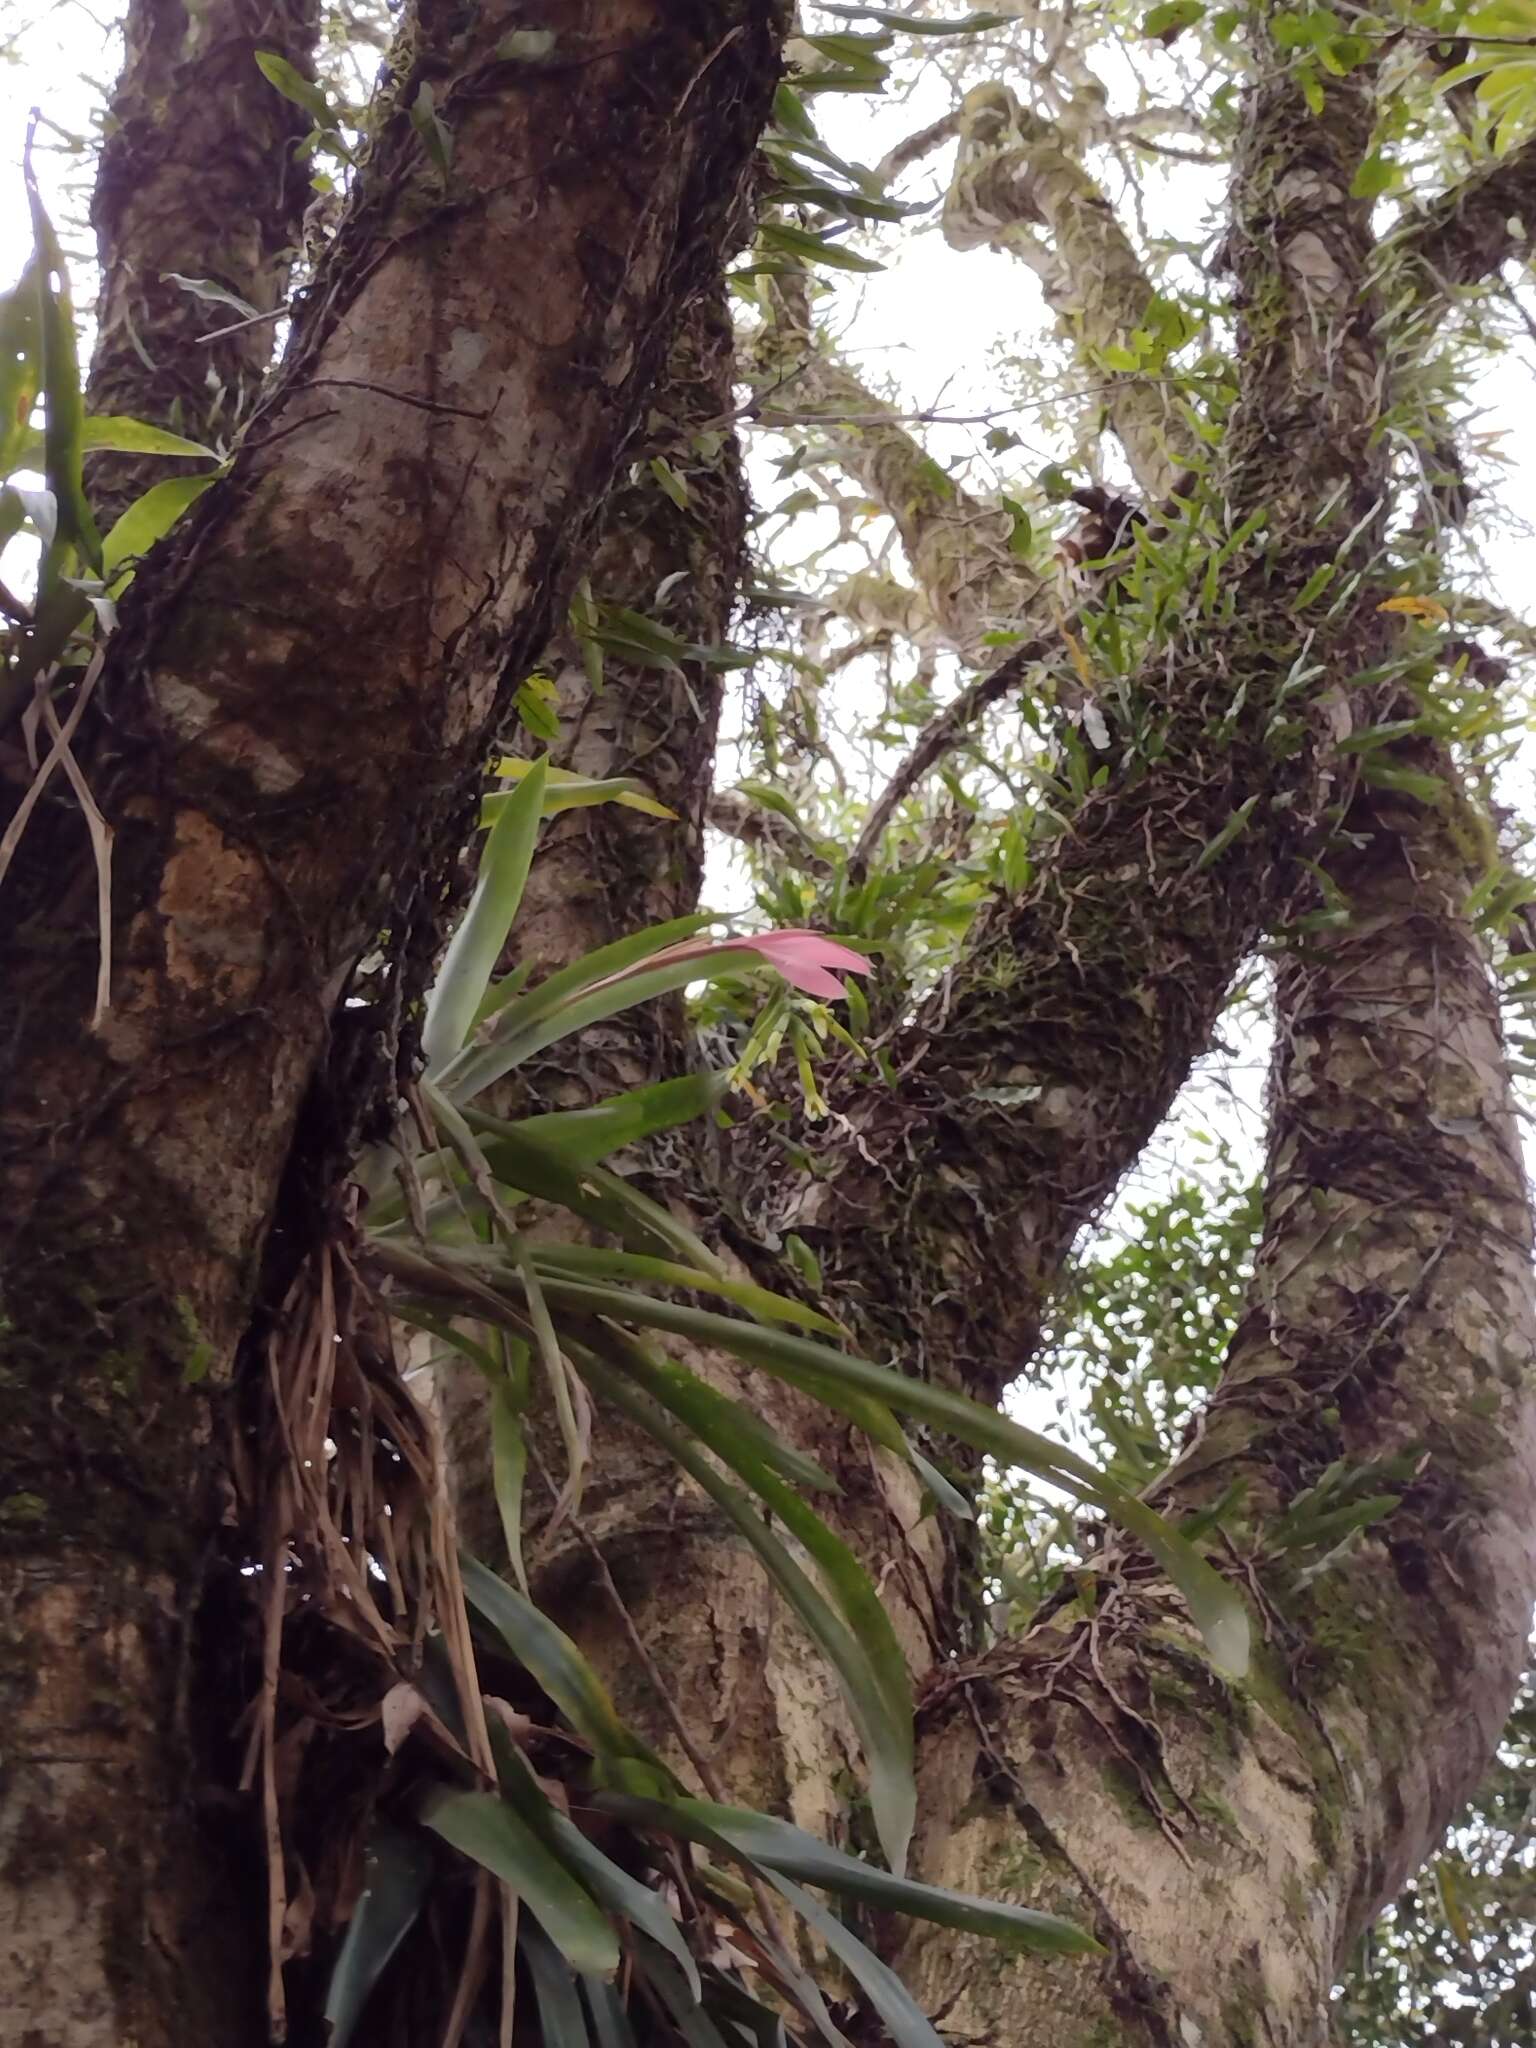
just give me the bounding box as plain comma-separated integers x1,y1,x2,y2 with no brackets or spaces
489,760,677,820
1377,594,1450,624
1062,625,1094,688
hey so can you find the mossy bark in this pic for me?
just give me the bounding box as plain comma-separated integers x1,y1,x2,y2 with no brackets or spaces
885,744,1536,2044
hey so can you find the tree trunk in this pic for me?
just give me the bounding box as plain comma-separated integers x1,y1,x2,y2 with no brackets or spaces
88,0,320,527
5,6,1535,2041
889,745,1536,2045
0,6,785,2038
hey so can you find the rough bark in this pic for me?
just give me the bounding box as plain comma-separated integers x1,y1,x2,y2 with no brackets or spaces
1395,133,1536,296
440,280,748,1571
87,0,320,528
501,281,744,1100
888,744,1536,2046
0,6,785,2040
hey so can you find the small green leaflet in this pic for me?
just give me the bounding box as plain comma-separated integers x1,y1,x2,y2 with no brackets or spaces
255,50,336,129
1193,793,1260,873
102,467,227,586
818,4,1011,33
757,222,883,274
410,82,453,181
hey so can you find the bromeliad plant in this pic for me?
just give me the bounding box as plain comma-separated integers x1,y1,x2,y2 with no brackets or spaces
263,750,1254,2043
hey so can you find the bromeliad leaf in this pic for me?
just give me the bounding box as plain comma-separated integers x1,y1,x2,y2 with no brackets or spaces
523,1280,1250,1676
421,1787,620,1975
572,1341,915,1876
528,1240,842,1335
601,1796,1100,1955
460,1553,676,1793
422,755,548,1070
512,1072,729,1167
492,1738,702,1998
322,1819,434,2048
522,1917,596,2048
440,928,867,1101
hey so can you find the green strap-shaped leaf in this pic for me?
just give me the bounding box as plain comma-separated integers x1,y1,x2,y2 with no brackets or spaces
80,414,217,458
459,1553,673,1788
529,1238,841,1335
520,1915,596,2048
600,1333,904,1732
420,1787,619,1976
322,1819,434,2048
422,753,547,1069
491,1737,702,1999
572,1342,915,1877
601,1796,1101,1956
639,1953,739,2048
531,1279,1251,1677
23,163,99,579
765,1874,946,2048
581,1978,641,2048
103,469,226,586
513,1071,729,1167
559,1333,835,1494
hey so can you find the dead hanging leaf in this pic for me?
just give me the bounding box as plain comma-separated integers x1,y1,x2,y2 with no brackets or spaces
1081,699,1111,750
1378,594,1450,624
482,1694,540,1748
382,1681,431,1756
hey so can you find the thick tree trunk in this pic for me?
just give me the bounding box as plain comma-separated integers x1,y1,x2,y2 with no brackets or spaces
501,280,745,1099
0,6,785,2038
441,278,750,1577
888,746,1536,2045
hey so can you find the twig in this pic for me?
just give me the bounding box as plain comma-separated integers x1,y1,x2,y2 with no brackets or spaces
848,628,1055,877
197,302,289,344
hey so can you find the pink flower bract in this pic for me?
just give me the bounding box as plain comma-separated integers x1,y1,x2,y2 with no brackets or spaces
728,930,871,1000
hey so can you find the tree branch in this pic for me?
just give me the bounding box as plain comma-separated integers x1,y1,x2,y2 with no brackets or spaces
1390,135,1536,298
752,328,1043,663
751,30,1388,1411
87,0,320,528
941,83,1186,498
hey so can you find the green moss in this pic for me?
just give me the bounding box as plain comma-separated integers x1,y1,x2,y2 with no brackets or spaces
175,1294,216,1384
1100,1760,1160,1831
1194,1791,1240,1839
